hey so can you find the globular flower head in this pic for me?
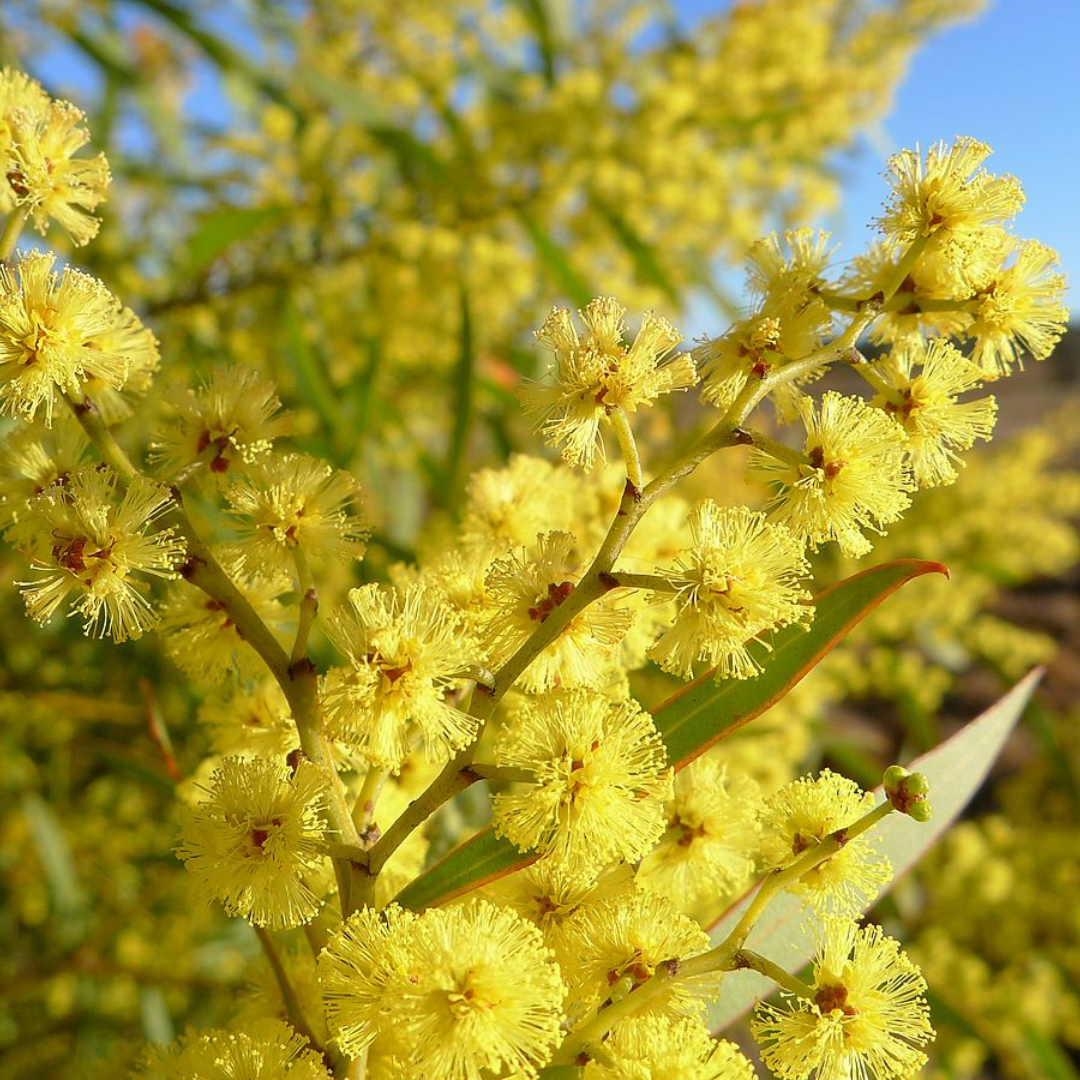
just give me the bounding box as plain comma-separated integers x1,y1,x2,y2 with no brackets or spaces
751,917,934,1080
872,338,997,488
647,501,812,680
176,756,329,929
0,251,131,425
0,414,89,530
4,97,111,246
493,689,673,879
80,304,160,424
0,68,50,213
321,582,478,770
197,678,299,760
522,297,695,469
877,137,1023,246
225,451,367,576
636,756,762,914
483,530,633,692
321,900,565,1078
758,769,891,915
584,1016,755,1079
752,391,913,557
135,1017,331,1079
12,466,184,642
150,365,293,482
967,239,1069,378
558,889,721,1021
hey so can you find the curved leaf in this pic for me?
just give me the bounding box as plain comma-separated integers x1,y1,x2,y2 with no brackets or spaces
396,560,945,911
395,826,538,911
655,559,949,769
705,667,1042,1033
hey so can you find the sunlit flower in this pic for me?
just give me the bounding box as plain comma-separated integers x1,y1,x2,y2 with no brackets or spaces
13,466,184,642
585,1016,755,1079
752,917,934,1079
177,756,329,929
522,297,696,469
758,769,891,915
494,690,672,878
647,501,811,679
0,251,130,425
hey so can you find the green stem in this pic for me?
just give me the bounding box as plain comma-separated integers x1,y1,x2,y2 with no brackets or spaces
606,571,678,593
729,948,816,999
351,768,390,839
253,925,321,1052
611,406,644,490
467,762,536,783
740,430,810,470
291,547,318,666
0,208,27,262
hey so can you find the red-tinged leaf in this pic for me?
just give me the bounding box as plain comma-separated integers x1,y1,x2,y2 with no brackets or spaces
706,668,1042,1033
654,559,949,769
394,826,538,912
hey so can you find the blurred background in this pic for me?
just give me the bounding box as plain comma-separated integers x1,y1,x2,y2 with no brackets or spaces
1,2,1078,1077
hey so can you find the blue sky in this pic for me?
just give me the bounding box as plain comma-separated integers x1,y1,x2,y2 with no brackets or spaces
675,0,1080,312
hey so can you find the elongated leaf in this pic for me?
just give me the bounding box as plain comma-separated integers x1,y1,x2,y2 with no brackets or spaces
183,205,286,277
655,560,948,769
706,668,1042,1032
515,208,594,310
395,826,537,911
591,195,681,306
396,561,944,911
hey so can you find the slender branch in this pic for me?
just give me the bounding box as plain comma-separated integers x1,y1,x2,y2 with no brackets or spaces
253,925,321,1052
740,429,809,470
605,571,679,594
291,547,318,666
467,762,537,783
729,948,816,999
611,406,644,490
351,768,390,839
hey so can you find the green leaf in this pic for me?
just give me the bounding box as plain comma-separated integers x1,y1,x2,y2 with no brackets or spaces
591,195,681,306
655,559,949,769
395,826,538,911
280,298,345,459
396,561,945,912
515,208,594,310
182,205,286,278
23,793,89,945
705,667,1042,1033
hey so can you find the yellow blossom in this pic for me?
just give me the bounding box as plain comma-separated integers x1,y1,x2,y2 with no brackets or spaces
752,917,934,1079
752,391,913,557
0,250,131,425
176,756,329,929
521,297,696,469
5,98,111,246
493,690,672,878
12,466,184,642
758,769,891,915
647,501,812,680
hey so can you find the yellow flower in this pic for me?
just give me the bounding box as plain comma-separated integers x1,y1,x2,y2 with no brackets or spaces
968,239,1069,378
584,1016,755,1079
758,769,891,915
0,415,89,530
493,689,672,879
636,757,762,913
5,98,111,246
0,68,50,214
0,250,131,425
12,466,184,642
872,338,997,488
751,917,934,1080
80,304,160,425
522,297,696,469
150,365,293,481
321,900,566,1077
135,1017,331,1079
321,582,478,769
877,137,1023,245
647,501,812,680
752,391,913,557
225,451,367,576
484,530,633,691
177,756,329,929
558,889,721,1021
